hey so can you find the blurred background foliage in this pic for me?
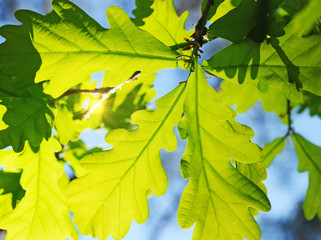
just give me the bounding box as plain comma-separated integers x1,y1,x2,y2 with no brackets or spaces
1,0,321,239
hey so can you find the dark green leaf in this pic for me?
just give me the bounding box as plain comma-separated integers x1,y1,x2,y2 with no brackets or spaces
131,0,154,26
0,97,53,152
0,171,25,208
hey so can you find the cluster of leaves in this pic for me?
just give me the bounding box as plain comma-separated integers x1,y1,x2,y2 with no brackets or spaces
0,0,320,239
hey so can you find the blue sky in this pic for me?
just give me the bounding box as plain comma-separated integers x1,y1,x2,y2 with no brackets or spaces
1,0,321,239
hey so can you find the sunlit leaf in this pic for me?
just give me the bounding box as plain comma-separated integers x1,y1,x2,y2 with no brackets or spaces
292,134,321,220
15,0,178,98
261,137,286,168
140,0,190,47
0,138,78,240
203,22,321,102
177,62,270,240
0,171,25,208
66,83,186,239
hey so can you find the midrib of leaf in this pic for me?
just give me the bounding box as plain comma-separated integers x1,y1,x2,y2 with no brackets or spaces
25,152,41,239
293,134,321,174
193,63,220,236
264,137,285,160
31,51,179,61
31,16,179,61
87,83,186,224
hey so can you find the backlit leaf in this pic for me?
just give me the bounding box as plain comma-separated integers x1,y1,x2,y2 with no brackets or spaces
203,22,321,102
140,0,190,47
177,62,270,240
292,134,321,220
0,138,77,240
0,171,25,208
16,0,178,98
261,137,286,168
66,83,186,239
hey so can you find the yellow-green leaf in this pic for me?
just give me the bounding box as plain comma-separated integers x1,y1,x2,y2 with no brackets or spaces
261,137,286,168
177,62,270,240
203,22,321,102
292,133,321,220
140,0,190,47
0,138,77,240
66,83,186,240
17,0,178,98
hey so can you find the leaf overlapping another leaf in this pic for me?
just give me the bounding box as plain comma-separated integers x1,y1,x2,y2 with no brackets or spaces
66,83,186,240
0,97,53,152
0,138,77,240
177,62,270,240
16,0,178,98
203,22,321,102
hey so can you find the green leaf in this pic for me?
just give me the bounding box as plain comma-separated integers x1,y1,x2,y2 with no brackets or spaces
0,18,41,98
208,0,241,22
131,0,154,26
54,103,87,145
207,0,266,42
219,80,287,118
298,91,321,118
0,138,77,240
66,83,186,239
17,0,178,98
0,193,13,219
140,0,190,47
261,137,286,168
177,62,270,240
236,161,268,216
292,133,321,220
63,140,101,178
0,97,53,152
203,22,321,102
292,0,321,35
237,162,267,194
207,0,284,42
201,0,224,21
0,171,25,208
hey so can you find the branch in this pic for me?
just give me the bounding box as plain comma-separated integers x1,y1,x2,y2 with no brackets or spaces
51,71,141,104
192,0,214,56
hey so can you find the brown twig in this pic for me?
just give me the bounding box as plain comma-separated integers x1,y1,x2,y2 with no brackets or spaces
192,0,214,56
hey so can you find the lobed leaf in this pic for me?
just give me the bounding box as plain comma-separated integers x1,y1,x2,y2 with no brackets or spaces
203,22,321,102
292,134,321,220
0,19,41,98
131,0,154,26
140,0,190,47
66,83,186,240
0,138,77,240
15,0,178,98
219,80,287,119
0,171,25,208
177,62,270,240
0,97,53,152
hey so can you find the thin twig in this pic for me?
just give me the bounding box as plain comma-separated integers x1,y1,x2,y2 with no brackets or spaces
51,71,141,105
286,99,293,136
